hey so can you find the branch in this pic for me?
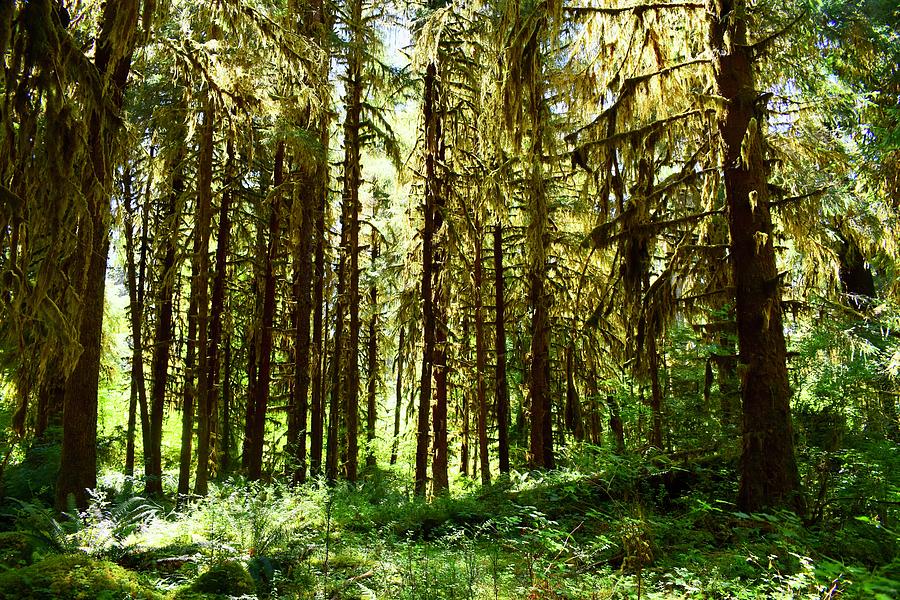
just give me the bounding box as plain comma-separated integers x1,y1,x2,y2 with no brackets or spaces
566,3,705,16
578,109,706,152
748,10,808,59
768,186,828,209
568,58,711,142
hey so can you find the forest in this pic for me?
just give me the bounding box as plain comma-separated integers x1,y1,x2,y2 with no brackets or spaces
0,0,898,598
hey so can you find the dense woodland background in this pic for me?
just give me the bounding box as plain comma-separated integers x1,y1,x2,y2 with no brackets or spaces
0,0,898,598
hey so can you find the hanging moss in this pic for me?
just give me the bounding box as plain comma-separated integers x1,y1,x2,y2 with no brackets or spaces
0,554,162,599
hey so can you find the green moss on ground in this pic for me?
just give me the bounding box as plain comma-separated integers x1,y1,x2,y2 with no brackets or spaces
0,553,162,599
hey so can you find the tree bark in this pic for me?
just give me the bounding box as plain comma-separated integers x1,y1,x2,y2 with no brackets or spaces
193,101,215,496
711,0,804,514
343,0,364,482
474,220,490,485
390,325,404,466
246,142,285,480
122,163,149,480
150,157,183,498
415,61,441,497
56,0,143,510
365,236,379,468
493,224,510,474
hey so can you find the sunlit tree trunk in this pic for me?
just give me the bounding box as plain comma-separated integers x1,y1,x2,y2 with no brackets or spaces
711,0,803,514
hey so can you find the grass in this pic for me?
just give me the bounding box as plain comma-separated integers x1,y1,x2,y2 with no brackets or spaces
1,449,896,599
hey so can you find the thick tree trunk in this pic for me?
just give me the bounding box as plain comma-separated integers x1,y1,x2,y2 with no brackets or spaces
415,61,441,497
493,224,510,474
327,191,350,482
527,181,553,469
246,142,285,480
711,0,803,514
193,102,215,496
287,171,315,484
55,0,143,512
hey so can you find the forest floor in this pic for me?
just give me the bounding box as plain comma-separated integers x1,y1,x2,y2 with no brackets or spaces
0,443,897,599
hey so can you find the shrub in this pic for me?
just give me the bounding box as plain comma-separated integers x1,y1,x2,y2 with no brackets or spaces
172,560,256,599
0,554,162,599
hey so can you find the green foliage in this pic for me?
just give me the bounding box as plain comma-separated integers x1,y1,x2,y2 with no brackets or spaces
0,532,37,568
0,554,163,599
1,437,60,504
172,560,255,600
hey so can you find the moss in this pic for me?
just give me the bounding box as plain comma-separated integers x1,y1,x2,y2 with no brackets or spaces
0,532,37,567
0,553,162,599
172,560,256,599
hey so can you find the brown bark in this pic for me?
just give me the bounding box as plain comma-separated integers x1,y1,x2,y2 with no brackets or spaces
493,224,510,474
474,221,490,485
415,61,441,496
460,319,470,477
55,0,144,512
287,170,315,484
390,325,405,466
246,142,285,480
177,279,198,499
122,164,149,479
327,182,349,483
432,273,450,494
150,159,183,498
711,0,803,514
565,343,585,442
365,236,379,468
343,0,363,482
647,333,663,449
193,102,215,496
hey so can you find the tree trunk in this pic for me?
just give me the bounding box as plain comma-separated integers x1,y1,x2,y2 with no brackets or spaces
343,0,363,482
122,163,149,479
246,142,285,480
221,335,233,474
151,159,183,498
287,168,315,484
178,279,198,499
193,101,215,496
365,236,379,468
432,271,450,494
415,61,441,497
390,325,405,465
474,221,490,485
327,192,349,482
460,319,470,477
55,0,143,512
493,224,510,474
711,0,803,514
